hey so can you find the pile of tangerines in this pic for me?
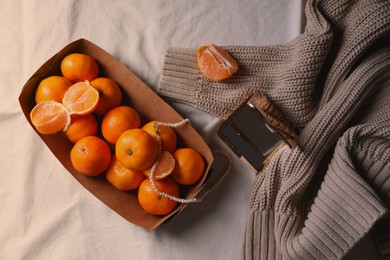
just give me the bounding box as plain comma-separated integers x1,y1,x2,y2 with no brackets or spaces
30,53,205,216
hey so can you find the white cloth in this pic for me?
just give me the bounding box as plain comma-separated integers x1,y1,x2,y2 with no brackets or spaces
2,0,380,259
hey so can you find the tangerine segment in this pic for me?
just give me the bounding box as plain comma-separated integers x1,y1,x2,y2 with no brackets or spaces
116,129,159,171
138,178,179,215
144,150,175,180
142,121,177,153
35,76,72,104
65,114,98,143
90,77,123,116
197,44,238,82
106,156,145,191
30,100,71,135
171,148,205,185
70,136,111,177
61,53,99,83
62,81,100,115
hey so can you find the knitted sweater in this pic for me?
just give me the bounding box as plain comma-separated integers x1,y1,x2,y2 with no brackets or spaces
157,0,390,259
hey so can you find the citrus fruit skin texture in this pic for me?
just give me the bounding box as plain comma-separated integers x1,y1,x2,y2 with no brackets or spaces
70,136,111,177
116,129,158,171
102,106,141,144
90,77,123,116
197,44,238,82
65,114,98,143
35,76,72,104
106,156,145,191
171,148,205,185
138,177,179,215
142,121,177,153
143,150,175,180
30,100,71,135
61,53,99,83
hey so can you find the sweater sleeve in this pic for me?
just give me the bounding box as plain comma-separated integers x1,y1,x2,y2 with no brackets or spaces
157,35,331,127
244,123,390,260
157,0,333,128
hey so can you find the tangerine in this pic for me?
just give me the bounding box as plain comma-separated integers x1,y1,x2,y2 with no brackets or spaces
143,150,175,180
116,128,158,171
90,77,123,116
62,81,100,115
30,100,71,135
197,44,238,82
138,177,179,215
61,53,99,83
101,106,141,144
70,136,111,177
106,156,145,191
35,76,72,104
65,114,98,143
171,148,205,185
142,121,177,153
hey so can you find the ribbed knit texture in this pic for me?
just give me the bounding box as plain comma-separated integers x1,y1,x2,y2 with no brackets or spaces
157,0,390,259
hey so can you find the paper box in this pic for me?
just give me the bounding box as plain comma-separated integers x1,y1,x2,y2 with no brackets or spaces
19,38,213,230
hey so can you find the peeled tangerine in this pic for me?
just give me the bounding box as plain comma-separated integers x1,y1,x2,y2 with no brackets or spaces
143,150,175,180
30,80,100,135
62,81,99,115
197,44,238,82
30,100,71,135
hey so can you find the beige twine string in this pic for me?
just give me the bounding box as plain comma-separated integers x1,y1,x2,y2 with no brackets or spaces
150,119,232,203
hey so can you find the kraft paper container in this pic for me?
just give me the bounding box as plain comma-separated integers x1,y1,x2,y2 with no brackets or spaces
19,38,214,230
